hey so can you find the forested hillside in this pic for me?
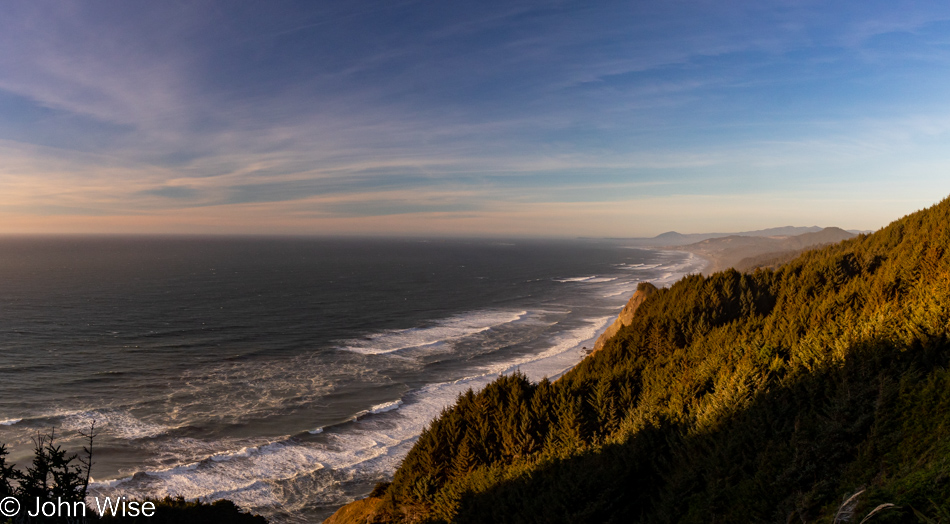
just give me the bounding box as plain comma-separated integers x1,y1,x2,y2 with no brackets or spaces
334,197,950,524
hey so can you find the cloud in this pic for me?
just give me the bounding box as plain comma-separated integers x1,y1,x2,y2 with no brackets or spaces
1,1,950,235
0,189,938,238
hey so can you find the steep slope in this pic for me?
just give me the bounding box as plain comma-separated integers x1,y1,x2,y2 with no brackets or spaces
591,282,656,352
330,197,950,524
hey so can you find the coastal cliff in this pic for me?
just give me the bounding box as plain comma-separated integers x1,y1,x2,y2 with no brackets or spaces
591,282,656,352
324,496,384,524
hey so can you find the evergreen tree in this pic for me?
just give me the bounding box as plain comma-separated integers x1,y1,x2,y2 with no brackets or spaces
0,444,15,497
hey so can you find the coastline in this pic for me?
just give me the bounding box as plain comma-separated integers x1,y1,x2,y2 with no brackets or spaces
669,227,856,275
686,250,715,275
322,248,708,523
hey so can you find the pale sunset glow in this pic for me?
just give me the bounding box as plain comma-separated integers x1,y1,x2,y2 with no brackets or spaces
2,2,950,236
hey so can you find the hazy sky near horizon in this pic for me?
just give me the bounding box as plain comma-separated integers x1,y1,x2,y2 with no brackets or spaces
2,1,950,236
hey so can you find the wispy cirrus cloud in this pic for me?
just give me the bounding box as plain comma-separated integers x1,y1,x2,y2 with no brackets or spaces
2,1,950,235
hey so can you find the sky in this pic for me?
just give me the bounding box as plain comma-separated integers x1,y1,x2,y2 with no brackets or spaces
2,1,950,237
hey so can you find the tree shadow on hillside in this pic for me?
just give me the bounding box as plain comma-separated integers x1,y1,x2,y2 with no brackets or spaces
449,338,950,524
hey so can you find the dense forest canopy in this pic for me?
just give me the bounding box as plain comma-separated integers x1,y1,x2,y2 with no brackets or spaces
349,196,950,523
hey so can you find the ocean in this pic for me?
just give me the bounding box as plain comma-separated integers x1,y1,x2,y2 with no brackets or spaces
0,236,705,522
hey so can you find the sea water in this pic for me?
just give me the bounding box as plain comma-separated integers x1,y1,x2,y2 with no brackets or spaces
0,236,705,522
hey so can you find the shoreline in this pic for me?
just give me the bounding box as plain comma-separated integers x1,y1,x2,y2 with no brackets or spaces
667,227,857,275
90,288,651,522
323,248,707,523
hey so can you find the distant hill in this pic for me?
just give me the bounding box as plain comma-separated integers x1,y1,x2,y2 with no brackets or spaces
612,225,868,247
679,226,857,273
614,226,825,247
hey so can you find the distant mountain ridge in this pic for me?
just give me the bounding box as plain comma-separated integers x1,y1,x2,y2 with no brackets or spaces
614,225,866,247
678,226,858,273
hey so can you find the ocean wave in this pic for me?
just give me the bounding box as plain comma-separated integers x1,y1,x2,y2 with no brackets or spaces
554,276,618,284
0,408,168,441
169,355,337,427
616,263,662,270
90,317,611,516
349,399,405,421
368,399,403,415
602,288,630,297
60,409,170,440
337,310,528,355
491,317,613,380
554,275,597,282
92,439,332,510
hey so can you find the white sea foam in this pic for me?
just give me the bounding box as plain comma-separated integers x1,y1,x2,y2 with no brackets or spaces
616,263,662,270
60,409,169,440
554,276,617,283
640,252,707,286
93,440,332,511
0,408,168,440
492,316,612,380
91,317,609,515
170,354,337,426
337,310,528,355
368,399,403,414
350,399,405,421
554,275,597,282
